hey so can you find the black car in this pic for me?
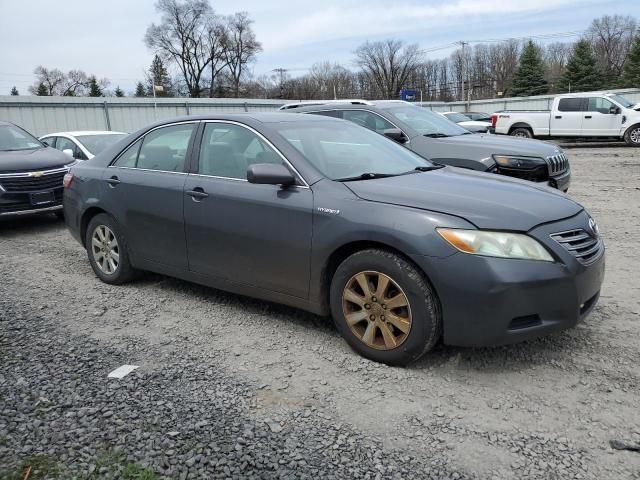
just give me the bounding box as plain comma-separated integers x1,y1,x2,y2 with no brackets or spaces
288,101,571,191
64,113,604,365
0,121,75,217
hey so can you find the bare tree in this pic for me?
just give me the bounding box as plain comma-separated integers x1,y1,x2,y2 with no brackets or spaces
29,66,98,96
29,66,65,96
354,40,423,99
587,14,637,79
145,0,212,97
205,14,228,97
544,42,572,91
222,12,262,97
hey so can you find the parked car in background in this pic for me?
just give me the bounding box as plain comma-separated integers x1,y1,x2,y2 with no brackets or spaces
463,111,493,122
40,131,127,160
63,113,604,365
288,101,571,191
0,121,76,217
440,111,493,133
492,91,640,145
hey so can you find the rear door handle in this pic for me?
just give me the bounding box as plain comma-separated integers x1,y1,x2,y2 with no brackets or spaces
186,188,209,200
584,115,592,119
107,176,121,187
554,115,562,119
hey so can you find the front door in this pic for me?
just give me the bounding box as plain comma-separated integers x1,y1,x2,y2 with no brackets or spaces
105,122,197,269
183,121,313,298
582,96,621,136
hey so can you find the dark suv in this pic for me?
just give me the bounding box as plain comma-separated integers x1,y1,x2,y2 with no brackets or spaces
287,101,571,191
0,121,75,217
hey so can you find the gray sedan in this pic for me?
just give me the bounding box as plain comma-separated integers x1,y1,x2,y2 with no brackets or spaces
63,113,604,365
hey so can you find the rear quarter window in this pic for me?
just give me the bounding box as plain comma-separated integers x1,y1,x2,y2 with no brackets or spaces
558,98,584,112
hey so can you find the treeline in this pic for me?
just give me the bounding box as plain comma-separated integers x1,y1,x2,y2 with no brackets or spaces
11,7,640,101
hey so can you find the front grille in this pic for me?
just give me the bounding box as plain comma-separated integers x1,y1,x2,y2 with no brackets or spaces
0,169,66,192
550,229,603,265
497,164,548,182
546,153,569,176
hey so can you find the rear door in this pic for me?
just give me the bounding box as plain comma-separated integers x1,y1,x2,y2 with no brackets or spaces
582,96,620,136
550,97,585,136
105,122,197,269
183,121,313,298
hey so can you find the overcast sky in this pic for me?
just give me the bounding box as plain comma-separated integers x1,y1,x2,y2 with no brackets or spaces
1,0,639,94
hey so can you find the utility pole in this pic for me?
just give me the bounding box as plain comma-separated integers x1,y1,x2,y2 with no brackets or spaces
272,68,288,98
458,41,468,104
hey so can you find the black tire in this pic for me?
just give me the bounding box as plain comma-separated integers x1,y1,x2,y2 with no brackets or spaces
85,213,137,285
329,249,441,366
510,127,533,139
624,124,640,146
55,210,64,220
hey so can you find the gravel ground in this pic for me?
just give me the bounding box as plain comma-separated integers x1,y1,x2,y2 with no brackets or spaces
1,147,639,479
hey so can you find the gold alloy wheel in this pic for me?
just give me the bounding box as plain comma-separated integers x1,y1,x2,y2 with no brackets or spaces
342,271,412,350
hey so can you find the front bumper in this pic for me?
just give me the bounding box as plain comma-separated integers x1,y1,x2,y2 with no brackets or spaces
549,169,571,192
0,187,64,216
412,211,604,347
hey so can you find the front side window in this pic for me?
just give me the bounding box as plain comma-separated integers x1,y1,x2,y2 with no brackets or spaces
275,120,432,181
341,110,396,135
198,123,284,179
41,137,57,148
56,137,82,159
385,106,469,137
558,98,584,112
0,124,43,152
136,124,195,172
587,97,615,114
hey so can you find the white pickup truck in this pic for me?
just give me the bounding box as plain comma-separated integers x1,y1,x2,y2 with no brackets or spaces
492,92,640,146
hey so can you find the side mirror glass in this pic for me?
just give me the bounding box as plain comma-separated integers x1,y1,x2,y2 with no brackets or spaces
62,148,75,158
610,106,621,115
383,128,407,143
247,163,296,186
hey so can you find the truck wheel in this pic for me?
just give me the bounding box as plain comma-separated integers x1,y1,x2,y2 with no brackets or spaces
329,249,441,366
624,125,640,146
510,128,533,139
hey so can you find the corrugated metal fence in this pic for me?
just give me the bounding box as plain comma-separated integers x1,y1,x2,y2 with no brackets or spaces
417,88,640,113
2,89,640,136
0,96,286,136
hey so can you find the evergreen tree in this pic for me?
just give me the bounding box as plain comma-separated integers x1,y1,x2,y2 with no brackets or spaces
620,35,640,88
511,40,549,97
134,81,147,97
146,55,173,97
114,86,125,97
36,83,48,96
10,86,19,95
558,40,603,92
88,76,103,97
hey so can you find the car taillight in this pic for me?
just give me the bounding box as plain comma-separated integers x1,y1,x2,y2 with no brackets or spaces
63,172,74,189
491,114,498,129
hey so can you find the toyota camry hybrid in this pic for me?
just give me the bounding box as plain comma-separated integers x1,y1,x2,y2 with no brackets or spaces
63,113,605,365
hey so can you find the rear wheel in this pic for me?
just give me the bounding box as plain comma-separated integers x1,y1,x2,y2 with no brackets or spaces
85,213,137,284
510,127,533,139
329,249,441,366
624,125,640,146
55,210,64,220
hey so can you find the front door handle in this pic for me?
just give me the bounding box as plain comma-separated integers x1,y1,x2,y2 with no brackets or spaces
554,115,562,119
585,115,592,119
186,188,209,200
107,176,121,188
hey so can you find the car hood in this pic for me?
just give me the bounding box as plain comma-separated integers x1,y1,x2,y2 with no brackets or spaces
344,167,582,231
0,147,71,173
422,133,562,159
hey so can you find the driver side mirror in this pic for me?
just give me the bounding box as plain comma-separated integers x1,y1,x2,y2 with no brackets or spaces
610,106,621,115
383,128,408,143
62,148,75,158
247,163,296,186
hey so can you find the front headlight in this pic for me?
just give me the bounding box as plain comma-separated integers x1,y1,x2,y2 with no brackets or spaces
493,155,544,169
437,228,554,262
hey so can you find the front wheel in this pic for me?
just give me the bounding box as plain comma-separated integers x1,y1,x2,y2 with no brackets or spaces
510,127,533,139
624,125,640,146
85,213,137,284
329,249,441,366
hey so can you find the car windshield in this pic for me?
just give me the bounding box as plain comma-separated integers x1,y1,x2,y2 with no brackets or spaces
274,121,433,181
0,124,43,152
445,112,472,123
76,134,127,155
609,94,635,108
385,106,470,136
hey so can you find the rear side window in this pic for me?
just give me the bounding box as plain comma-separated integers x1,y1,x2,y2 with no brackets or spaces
198,123,284,179
137,124,195,172
311,110,342,119
114,139,142,167
558,98,584,112
341,110,396,135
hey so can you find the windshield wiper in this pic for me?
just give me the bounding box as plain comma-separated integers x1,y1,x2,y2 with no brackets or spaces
423,133,450,138
335,172,399,182
413,165,445,172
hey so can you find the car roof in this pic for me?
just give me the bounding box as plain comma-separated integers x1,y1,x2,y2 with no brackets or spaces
280,101,416,114
40,130,127,137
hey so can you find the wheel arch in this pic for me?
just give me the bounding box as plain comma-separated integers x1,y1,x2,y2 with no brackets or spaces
80,206,109,246
508,123,533,134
